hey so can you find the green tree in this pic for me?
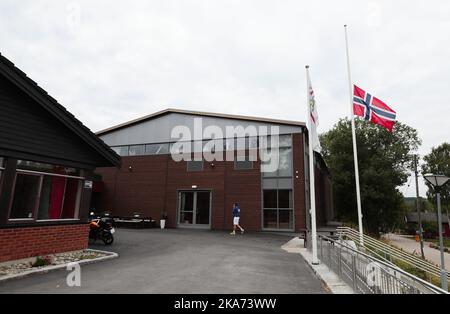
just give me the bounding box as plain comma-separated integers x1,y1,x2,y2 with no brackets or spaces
320,119,421,235
421,143,450,213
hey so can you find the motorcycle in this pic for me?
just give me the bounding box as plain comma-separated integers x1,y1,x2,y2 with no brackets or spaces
89,216,115,245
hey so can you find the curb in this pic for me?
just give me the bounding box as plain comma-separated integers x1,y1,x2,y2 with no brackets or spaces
299,248,354,294
0,249,119,283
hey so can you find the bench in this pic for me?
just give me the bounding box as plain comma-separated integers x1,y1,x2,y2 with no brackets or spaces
113,214,157,229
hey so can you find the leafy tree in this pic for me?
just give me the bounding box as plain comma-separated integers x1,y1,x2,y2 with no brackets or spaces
421,143,450,213
320,118,421,234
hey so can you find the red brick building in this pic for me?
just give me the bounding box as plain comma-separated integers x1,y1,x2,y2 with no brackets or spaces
94,109,333,232
0,53,120,262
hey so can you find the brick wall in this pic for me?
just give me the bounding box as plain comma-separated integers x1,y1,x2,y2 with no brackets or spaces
0,224,89,263
94,133,315,232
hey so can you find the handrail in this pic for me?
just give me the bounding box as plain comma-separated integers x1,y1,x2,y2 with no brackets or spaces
338,227,450,278
318,234,448,294
337,227,450,280
338,227,448,279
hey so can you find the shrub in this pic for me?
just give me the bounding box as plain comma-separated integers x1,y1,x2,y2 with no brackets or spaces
32,256,53,268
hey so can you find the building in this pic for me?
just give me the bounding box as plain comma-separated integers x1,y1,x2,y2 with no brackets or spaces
0,53,120,262
94,109,334,232
406,212,450,237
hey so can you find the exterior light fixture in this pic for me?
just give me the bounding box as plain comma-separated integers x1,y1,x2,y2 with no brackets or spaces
422,173,449,291
423,174,450,188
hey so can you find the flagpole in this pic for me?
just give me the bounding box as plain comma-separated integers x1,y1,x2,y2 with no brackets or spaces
344,25,364,246
306,65,319,264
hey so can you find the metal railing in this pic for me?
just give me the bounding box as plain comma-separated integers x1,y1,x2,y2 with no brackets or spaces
337,227,450,281
307,234,448,294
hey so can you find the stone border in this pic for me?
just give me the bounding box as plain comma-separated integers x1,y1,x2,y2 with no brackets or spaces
0,249,118,283
281,237,354,294
299,247,354,294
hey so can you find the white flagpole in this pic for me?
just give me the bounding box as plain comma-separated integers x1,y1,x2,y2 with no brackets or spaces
306,65,319,264
344,25,364,246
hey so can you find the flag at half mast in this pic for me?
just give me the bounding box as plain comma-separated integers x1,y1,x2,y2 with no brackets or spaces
353,85,397,132
306,69,321,152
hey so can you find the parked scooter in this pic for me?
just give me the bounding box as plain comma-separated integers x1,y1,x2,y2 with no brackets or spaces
89,215,115,245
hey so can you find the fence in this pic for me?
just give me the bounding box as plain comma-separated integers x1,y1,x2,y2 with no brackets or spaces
337,227,450,281
307,234,448,294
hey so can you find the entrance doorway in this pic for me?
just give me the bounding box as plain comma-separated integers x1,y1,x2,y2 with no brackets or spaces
177,191,211,228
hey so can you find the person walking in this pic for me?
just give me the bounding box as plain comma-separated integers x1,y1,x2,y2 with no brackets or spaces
230,203,244,235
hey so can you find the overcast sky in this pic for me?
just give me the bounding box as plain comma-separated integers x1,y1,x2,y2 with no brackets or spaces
1,0,449,197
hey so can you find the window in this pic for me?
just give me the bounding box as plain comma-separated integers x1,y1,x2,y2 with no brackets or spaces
263,190,277,208
187,160,203,172
37,176,82,220
260,134,292,149
203,139,224,154
278,147,293,177
9,161,84,221
145,143,169,155
263,189,294,230
17,161,80,176
0,157,4,184
234,160,253,170
279,135,292,147
9,174,41,219
262,135,293,178
170,142,187,155
233,137,256,170
129,145,144,156
112,146,129,156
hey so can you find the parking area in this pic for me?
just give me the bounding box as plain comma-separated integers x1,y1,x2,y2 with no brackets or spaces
0,229,327,294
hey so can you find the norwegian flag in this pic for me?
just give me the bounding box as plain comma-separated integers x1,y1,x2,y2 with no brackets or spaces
353,85,397,132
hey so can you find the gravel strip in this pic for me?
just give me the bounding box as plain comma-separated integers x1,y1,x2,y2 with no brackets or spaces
0,250,116,278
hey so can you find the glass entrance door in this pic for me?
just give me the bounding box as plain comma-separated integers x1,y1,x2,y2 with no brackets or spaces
178,191,211,228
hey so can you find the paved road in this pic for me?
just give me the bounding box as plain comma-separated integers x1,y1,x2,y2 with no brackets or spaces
0,229,326,294
384,233,450,271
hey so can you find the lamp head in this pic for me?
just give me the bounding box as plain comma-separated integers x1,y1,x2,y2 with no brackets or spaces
423,173,450,188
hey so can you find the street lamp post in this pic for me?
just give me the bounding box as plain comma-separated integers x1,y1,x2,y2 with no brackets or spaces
423,173,449,291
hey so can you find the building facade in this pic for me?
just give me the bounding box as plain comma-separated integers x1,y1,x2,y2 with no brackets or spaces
0,53,120,262
94,109,333,232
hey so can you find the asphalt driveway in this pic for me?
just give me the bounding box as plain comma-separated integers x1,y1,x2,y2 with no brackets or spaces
0,228,326,294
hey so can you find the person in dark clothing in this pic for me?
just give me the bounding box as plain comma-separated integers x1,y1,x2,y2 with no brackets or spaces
230,203,244,235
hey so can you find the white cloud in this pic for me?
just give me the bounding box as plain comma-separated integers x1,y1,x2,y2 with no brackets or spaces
0,0,449,196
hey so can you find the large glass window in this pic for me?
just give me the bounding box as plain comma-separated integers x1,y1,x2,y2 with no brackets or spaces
262,189,294,230
9,174,41,219
37,176,82,220
263,190,277,208
262,135,293,177
9,161,83,221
